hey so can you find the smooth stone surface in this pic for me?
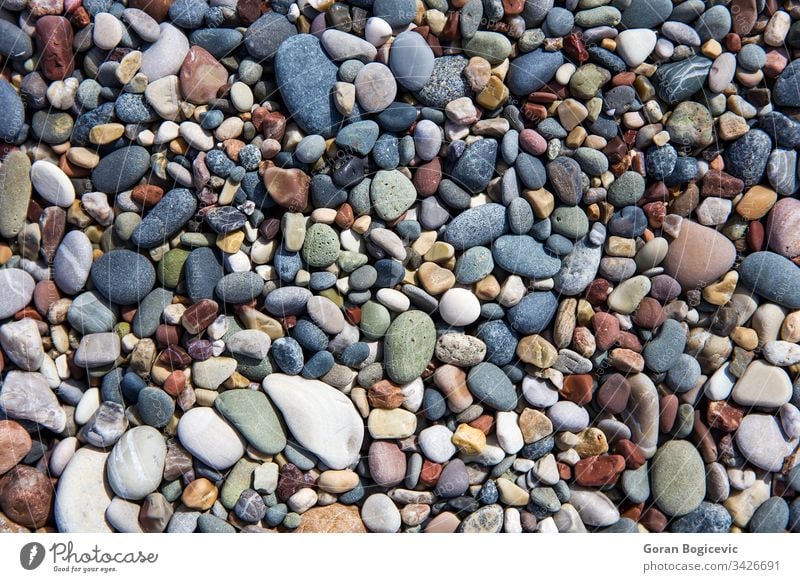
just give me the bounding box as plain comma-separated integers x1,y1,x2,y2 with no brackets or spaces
650,440,705,517
106,426,166,500
214,389,286,455
384,311,436,384
263,375,363,470
177,408,244,470
54,447,113,532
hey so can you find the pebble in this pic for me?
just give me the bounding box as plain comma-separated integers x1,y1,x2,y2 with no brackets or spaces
651,440,705,516
106,426,166,500
54,447,113,532
177,408,244,471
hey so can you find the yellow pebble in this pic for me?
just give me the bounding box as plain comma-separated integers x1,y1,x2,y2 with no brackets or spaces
451,423,487,455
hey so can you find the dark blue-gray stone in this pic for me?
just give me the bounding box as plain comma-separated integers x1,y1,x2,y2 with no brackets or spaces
506,292,559,334
92,146,151,193
758,111,800,149
654,56,711,104
185,248,223,302
415,56,473,109
664,155,698,186
131,188,197,249
340,342,370,367
546,234,574,256
739,251,800,309
507,49,563,95
443,203,508,249
423,388,448,421
665,354,701,393
263,286,312,316
121,372,147,404
302,350,335,379
492,235,562,279
205,206,246,234
271,337,304,375
518,435,554,460
642,319,686,373
101,368,125,405
452,138,497,194
290,319,328,352
454,246,494,284
477,479,499,505
190,28,243,59
544,7,574,37
274,245,302,283
169,0,206,28
275,34,342,138
91,250,155,305
774,59,800,107
244,11,295,62
621,0,672,28
507,197,534,234
0,79,25,143
600,518,638,533
373,0,416,27
645,145,677,180
438,179,471,210
670,502,732,532
72,102,115,146
376,102,418,132
215,272,264,304
0,21,33,62
749,497,789,533
467,362,517,411
724,129,772,187
132,288,174,338
587,46,627,73
137,387,175,428
608,206,647,237
372,133,399,169
476,320,517,366
516,152,547,189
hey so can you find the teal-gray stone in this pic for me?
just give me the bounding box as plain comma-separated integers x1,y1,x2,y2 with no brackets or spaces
464,31,512,65
185,247,223,302
454,246,494,284
384,310,436,384
235,354,273,382
642,319,686,373
621,0,672,27
360,300,391,340
214,389,286,454
654,56,711,104
739,251,800,309
670,502,732,533
244,11,294,63
608,171,645,207
220,459,258,510
452,138,498,194
466,362,517,411
132,288,173,338
492,235,562,278
92,145,151,193
507,49,563,95
620,463,649,504
302,223,341,267
215,272,265,304
67,291,117,334
335,120,379,156
749,497,790,533
0,151,32,239
137,387,175,428
551,206,590,239
131,188,197,249
774,59,800,107
506,291,558,334
443,203,509,249
197,513,235,533
650,440,705,516
370,170,416,221
274,34,343,138
695,4,731,42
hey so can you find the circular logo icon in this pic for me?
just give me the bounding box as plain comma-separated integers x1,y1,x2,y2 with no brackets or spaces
20,542,46,571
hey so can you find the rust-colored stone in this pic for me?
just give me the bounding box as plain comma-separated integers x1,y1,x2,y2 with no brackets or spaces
706,400,745,432
574,454,625,487
367,380,405,409
35,16,74,81
180,299,219,334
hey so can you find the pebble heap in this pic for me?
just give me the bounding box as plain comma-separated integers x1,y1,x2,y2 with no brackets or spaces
1,0,800,535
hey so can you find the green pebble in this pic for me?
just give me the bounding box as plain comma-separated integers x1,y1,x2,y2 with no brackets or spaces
219,458,259,510
384,310,436,384
551,206,590,238
302,223,341,267
214,390,286,455
114,212,141,241
282,512,301,529
160,480,183,503
608,171,645,207
338,250,368,272
157,248,190,288
370,170,416,221
360,300,391,340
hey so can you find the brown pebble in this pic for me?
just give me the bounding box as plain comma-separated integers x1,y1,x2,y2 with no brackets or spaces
596,373,631,414
560,374,593,405
367,380,404,409
0,466,53,529
0,421,32,476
